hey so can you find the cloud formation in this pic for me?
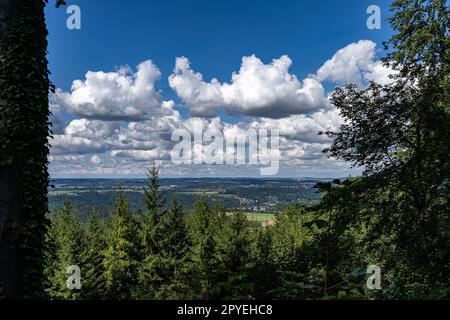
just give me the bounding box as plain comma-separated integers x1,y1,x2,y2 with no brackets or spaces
316,40,394,85
169,55,328,118
51,119,120,155
49,40,392,177
51,61,175,121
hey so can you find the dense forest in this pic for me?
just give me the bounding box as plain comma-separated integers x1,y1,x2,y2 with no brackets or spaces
45,166,449,300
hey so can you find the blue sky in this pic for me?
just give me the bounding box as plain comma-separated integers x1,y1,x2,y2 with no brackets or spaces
45,0,395,178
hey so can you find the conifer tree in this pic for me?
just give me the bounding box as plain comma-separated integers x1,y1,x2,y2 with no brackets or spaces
155,198,192,299
80,209,107,300
103,191,139,300
44,198,83,300
138,165,166,298
216,211,255,299
143,165,165,230
187,198,223,299
251,228,276,299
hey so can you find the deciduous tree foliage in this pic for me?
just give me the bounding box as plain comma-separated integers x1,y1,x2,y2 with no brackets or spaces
322,0,450,298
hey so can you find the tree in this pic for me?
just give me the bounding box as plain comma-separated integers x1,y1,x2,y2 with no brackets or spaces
187,198,224,300
269,205,318,299
154,198,191,299
323,0,449,298
251,227,276,299
44,198,83,300
138,165,166,298
215,210,255,299
103,191,140,300
0,0,65,299
80,209,107,300
305,181,371,299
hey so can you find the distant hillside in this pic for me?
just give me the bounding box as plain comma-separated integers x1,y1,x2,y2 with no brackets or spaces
49,178,329,218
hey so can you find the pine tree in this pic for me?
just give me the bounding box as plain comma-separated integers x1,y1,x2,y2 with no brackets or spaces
103,191,139,300
80,209,107,300
155,198,192,299
216,210,255,299
44,198,84,300
138,165,166,298
251,228,276,299
143,165,165,230
187,198,223,299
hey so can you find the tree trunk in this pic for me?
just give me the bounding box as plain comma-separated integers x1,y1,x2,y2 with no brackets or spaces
0,0,34,300
0,0,25,300
0,167,23,300
0,0,21,35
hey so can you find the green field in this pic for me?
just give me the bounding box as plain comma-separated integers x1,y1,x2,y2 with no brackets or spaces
242,212,275,227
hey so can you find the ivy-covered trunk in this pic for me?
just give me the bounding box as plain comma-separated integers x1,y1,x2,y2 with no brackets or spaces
0,0,50,300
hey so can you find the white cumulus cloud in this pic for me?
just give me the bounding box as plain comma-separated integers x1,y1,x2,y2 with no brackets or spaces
51,119,120,155
52,60,175,121
316,40,395,85
169,55,328,118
